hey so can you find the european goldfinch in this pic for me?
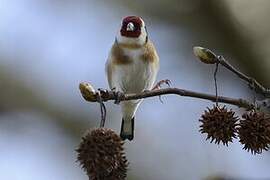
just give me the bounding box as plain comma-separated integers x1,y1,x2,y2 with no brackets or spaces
106,16,159,141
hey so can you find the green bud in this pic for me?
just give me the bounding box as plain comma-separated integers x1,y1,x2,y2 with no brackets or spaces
193,46,217,64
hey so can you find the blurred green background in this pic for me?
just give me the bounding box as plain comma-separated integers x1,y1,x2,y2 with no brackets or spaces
1,0,270,179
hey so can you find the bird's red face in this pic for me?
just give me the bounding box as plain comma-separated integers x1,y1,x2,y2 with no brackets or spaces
120,16,143,38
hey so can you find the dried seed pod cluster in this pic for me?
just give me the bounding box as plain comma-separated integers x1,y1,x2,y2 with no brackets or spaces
199,105,270,154
238,111,270,154
199,105,238,145
76,128,128,180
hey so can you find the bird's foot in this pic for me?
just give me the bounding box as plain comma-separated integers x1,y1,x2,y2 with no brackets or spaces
112,90,125,104
97,88,110,98
97,88,109,94
152,79,172,90
151,79,171,104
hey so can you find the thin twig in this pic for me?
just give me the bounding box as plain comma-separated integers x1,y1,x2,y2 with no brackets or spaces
193,46,270,98
80,84,254,110
217,56,270,97
214,62,219,106
96,92,106,127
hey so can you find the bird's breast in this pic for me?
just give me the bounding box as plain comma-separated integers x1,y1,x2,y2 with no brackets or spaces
118,56,152,93
108,41,159,94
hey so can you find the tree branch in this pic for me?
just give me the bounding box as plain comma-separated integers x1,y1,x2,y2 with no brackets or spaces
79,46,270,112
193,46,270,97
79,83,254,110
217,56,270,97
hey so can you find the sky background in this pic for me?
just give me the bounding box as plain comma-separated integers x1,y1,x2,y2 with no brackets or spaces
1,0,270,179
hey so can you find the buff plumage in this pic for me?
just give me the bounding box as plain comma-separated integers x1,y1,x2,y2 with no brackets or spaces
106,16,159,140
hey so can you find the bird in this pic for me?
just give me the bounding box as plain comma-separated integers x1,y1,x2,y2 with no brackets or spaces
105,16,160,141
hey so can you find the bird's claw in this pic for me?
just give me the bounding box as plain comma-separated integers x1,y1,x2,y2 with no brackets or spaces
97,88,109,96
113,91,125,104
151,79,171,103
152,79,172,90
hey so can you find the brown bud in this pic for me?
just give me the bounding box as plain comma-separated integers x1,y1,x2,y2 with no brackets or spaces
199,105,239,145
79,82,97,102
237,111,270,154
76,128,128,180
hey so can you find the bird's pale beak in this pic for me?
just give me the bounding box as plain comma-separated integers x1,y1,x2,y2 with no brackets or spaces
126,22,135,31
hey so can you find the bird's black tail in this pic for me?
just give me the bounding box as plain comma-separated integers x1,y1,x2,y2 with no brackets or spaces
120,117,134,141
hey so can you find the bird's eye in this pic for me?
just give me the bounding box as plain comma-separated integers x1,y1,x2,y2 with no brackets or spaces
122,21,140,32
133,23,140,30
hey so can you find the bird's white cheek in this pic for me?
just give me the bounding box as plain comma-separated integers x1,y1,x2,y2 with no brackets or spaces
116,28,147,46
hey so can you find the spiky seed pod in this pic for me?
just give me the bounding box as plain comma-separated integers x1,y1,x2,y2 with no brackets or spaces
238,111,270,154
76,128,128,180
199,105,239,145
